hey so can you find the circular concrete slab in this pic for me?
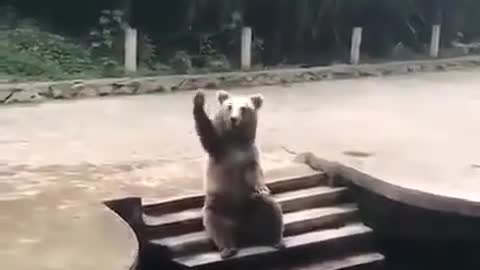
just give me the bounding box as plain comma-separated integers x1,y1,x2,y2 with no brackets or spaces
0,186,138,270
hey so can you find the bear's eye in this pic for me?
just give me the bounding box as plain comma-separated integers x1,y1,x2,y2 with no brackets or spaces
240,107,246,114
227,105,232,111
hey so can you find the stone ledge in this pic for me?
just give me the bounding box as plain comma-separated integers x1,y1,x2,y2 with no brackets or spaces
295,152,480,217
296,153,480,270
1,55,480,105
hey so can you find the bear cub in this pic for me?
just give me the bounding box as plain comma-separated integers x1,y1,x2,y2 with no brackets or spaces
192,89,285,259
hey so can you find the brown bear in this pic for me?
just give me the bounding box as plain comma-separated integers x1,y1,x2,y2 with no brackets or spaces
192,89,284,259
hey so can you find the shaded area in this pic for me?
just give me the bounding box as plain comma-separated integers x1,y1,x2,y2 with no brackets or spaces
355,186,480,270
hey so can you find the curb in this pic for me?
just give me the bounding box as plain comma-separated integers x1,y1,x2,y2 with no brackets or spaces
1,55,480,105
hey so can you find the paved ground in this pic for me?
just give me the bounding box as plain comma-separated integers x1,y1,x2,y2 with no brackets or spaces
2,68,480,200
1,69,480,269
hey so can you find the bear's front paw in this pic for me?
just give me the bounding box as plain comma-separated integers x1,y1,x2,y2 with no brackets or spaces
251,185,270,198
258,185,271,195
193,90,206,107
273,241,286,250
220,248,238,259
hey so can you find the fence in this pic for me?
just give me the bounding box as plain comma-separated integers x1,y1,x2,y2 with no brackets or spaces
123,24,446,72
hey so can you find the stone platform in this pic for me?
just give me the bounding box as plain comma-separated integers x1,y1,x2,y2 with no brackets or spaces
0,187,139,270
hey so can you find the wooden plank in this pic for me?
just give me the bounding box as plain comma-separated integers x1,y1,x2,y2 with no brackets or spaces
143,194,204,216
268,172,327,194
143,208,203,227
284,204,358,236
276,253,384,270
144,187,349,238
174,223,373,268
143,208,203,238
150,205,359,257
276,186,350,213
143,169,325,216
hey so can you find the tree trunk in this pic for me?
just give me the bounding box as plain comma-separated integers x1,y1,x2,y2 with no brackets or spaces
216,0,244,29
441,0,463,47
332,0,346,53
184,0,197,31
120,0,132,25
270,0,288,64
294,0,310,51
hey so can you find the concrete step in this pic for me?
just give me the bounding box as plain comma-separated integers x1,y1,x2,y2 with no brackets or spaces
143,186,350,238
272,253,385,270
173,223,375,269
142,163,326,216
149,204,359,257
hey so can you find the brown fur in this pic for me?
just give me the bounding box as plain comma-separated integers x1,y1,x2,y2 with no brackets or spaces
193,90,284,259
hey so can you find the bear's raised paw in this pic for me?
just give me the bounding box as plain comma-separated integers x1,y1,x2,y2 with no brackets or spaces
193,90,206,107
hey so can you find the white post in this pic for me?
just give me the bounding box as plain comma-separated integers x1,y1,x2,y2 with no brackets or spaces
124,26,138,72
241,27,252,70
430,24,441,58
350,27,362,65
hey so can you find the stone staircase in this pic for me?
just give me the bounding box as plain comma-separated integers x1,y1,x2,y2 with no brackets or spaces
140,164,385,270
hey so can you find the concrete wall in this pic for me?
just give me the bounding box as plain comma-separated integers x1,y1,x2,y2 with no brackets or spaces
1,55,480,105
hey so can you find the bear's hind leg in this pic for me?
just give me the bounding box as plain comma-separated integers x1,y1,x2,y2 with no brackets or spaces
203,209,238,259
244,196,285,249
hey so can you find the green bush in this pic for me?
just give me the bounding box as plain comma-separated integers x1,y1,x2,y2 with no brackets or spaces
0,43,62,78
0,26,124,80
2,28,96,74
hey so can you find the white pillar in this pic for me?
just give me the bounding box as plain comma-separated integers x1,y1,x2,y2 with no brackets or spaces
430,24,441,58
124,26,138,72
350,27,363,65
241,27,252,70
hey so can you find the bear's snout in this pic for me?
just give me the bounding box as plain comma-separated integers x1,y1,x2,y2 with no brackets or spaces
230,116,240,126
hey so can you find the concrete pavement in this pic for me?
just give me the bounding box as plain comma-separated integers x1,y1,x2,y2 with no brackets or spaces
1,68,480,269
1,68,479,201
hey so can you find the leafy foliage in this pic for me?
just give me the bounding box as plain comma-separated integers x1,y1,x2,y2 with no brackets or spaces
88,9,124,58
3,28,95,74
0,25,126,80
0,42,62,78
0,28,94,79
2,0,480,80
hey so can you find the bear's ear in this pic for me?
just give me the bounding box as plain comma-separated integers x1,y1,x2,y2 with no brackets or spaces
216,90,230,105
250,94,264,110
